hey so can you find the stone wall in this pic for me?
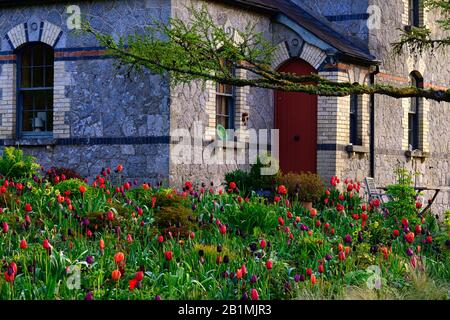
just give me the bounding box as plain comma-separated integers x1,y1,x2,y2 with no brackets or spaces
0,0,172,184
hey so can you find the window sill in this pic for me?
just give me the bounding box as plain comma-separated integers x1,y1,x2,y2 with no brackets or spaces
2,138,56,147
405,149,429,161
345,144,369,155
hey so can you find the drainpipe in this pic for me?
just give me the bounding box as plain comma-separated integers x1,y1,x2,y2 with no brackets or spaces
369,65,379,178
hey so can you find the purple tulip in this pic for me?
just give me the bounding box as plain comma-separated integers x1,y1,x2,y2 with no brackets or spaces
294,274,300,282
406,248,414,256
154,295,161,300
250,274,258,284
84,292,94,300
86,256,94,265
325,254,332,261
344,234,352,244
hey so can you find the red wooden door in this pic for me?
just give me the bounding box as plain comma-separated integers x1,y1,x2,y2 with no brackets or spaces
275,59,317,174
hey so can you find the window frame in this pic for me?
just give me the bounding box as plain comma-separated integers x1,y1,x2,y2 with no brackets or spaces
16,42,54,138
409,0,421,27
215,62,236,140
408,72,423,150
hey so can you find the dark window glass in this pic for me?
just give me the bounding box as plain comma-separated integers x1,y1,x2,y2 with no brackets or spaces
349,94,361,145
410,0,421,27
409,72,423,149
17,43,54,135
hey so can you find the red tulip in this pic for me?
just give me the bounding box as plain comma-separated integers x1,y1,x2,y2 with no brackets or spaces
43,239,51,250
311,274,317,285
79,185,87,194
117,164,123,172
114,252,125,264
219,224,227,235
189,232,195,239
20,239,27,249
157,235,164,243
318,264,324,273
127,234,133,243
4,271,15,283
393,229,400,237
338,251,346,261
309,208,317,218
185,181,192,189
277,185,287,195
324,223,330,230
123,182,131,190
274,196,281,203
129,279,137,291
164,251,173,261
135,271,144,282
266,260,273,270
405,232,415,244
315,220,321,227
106,211,114,221
401,218,409,227
112,269,121,281
287,211,293,219
415,225,422,234
260,239,266,249
426,235,433,243
99,239,105,251
278,217,285,226
415,202,422,209
306,268,313,276
2,222,9,233
250,288,259,300
229,182,236,190
25,203,32,212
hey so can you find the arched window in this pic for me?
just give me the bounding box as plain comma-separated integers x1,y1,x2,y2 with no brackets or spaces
215,59,235,138
409,71,423,150
409,0,421,27
16,43,54,136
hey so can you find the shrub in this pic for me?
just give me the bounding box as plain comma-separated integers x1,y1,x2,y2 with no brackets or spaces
0,147,40,179
45,166,84,183
224,154,281,194
277,172,325,203
384,168,418,219
54,178,89,197
224,169,250,192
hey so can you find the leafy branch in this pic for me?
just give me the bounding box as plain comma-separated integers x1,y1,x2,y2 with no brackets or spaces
83,5,450,102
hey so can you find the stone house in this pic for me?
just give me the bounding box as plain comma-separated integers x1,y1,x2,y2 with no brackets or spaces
0,0,449,213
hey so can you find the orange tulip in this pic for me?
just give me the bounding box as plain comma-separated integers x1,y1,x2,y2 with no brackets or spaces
114,252,125,264
112,269,121,281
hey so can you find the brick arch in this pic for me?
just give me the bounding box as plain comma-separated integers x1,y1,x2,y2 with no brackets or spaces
5,21,62,50
271,41,327,71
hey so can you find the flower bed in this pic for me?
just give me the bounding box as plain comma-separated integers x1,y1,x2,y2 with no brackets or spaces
0,166,448,300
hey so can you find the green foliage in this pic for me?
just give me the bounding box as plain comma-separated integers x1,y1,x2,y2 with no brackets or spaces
0,147,40,179
224,154,280,193
277,172,325,203
53,178,89,197
384,168,418,218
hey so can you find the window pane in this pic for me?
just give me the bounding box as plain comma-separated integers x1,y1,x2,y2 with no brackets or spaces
20,67,31,88
217,115,228,129
45,66,54,87
21,92,33,110
22,111,33,131
216,96,229,116
33,45,45,66
32,66,45,87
